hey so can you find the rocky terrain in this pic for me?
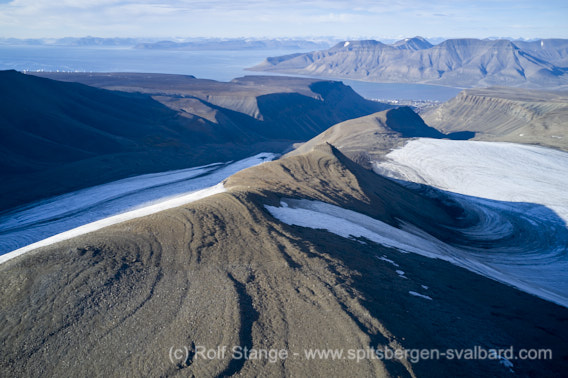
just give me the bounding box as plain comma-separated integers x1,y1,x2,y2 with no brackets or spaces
1,71,567,377
0,71,387,211
421,87,568,151
250,37,568,89
289,107,473,166
1,143,567,377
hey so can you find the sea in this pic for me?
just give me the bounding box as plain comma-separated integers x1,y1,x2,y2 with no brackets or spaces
0,45,461,101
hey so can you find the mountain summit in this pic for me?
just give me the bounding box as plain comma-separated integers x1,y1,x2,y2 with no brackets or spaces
392,36,433,50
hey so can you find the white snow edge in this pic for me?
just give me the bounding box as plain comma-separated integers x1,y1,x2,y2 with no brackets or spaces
0,183,225,265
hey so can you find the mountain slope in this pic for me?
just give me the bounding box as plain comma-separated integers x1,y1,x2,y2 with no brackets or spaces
289,107,473,165
514,39,568,67
421,87,568,151
30,73,389,130
1,144,567,377
1,71,387,211
250,38,568,88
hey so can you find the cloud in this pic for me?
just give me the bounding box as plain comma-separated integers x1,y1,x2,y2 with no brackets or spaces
0,0,566,39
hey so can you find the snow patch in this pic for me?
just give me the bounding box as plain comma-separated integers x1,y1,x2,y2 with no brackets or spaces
344,41,350,47
0,152,277,264
265,199,460,261
373,139,568,222
499,357,514,373
377,255,399,267
0,184,226,265
409,291,432,300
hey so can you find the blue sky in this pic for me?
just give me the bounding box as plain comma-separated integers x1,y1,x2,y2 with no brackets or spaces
0,0,566,39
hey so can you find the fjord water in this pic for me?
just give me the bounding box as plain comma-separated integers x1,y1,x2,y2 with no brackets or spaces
0,45,461,100
0,45,289,81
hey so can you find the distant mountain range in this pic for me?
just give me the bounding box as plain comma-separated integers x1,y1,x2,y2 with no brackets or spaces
250,37,568,89
0,37,336,50
0,37,145,47
134,38,333,51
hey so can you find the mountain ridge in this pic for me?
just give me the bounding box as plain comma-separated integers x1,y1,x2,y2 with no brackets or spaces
1,70,387,211
421,86,568,151
2,142,567,376
250,37,568,89
288,107,474,167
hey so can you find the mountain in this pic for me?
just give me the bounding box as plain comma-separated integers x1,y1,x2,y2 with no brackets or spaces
0,37,146,47
0,71,387,211
249,38,568,89
392,36,433,50
3,70,567,377
1,142,567,376
30,73,389,134
289,107,473,166
421,87,568,151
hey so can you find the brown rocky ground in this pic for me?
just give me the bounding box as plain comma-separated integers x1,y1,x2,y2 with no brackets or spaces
1,144,566,377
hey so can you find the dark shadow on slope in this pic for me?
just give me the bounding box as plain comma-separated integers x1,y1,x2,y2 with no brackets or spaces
445,130,476,140
286,223,568,377
254,81,391,140
219,273,260,377
0,71,392,213
385,106,475,140
385,106,446,138
377,175,568,254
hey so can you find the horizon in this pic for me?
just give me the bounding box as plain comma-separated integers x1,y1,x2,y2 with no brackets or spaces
1,0,567,40
1,35,565,45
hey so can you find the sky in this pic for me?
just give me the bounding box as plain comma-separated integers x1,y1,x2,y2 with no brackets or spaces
0,0,567,40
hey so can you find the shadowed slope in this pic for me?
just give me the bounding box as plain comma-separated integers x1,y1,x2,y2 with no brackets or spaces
30,72,389,129
0,70,262,211
1,71,388,211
